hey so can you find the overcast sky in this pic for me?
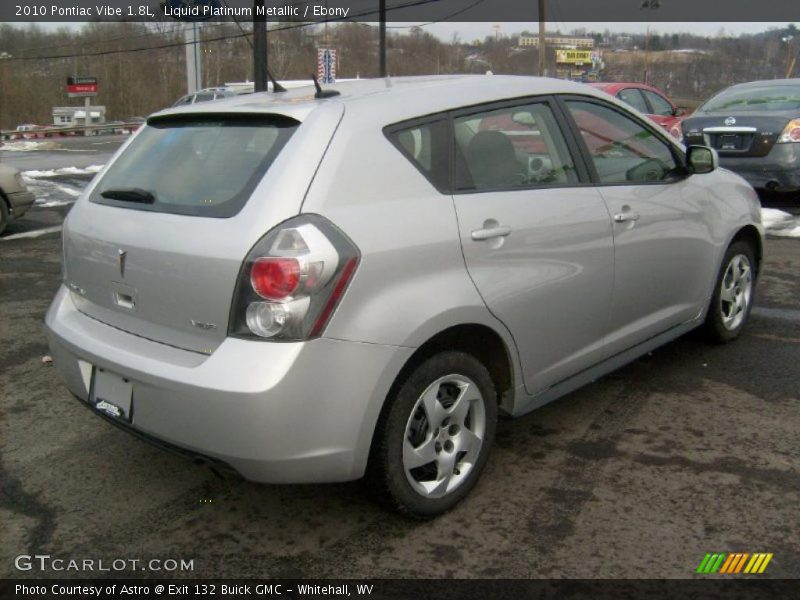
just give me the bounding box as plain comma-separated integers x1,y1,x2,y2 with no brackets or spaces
16,20,798,40
403,22,797,41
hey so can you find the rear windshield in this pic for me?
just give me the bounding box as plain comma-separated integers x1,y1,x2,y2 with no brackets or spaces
90,115,299,217
700,85,800,113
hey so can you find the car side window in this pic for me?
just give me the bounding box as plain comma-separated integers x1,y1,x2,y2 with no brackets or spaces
643,90,675,117
387,119,450,192
454,102,578,192
565,100,680,185
617,88,649,114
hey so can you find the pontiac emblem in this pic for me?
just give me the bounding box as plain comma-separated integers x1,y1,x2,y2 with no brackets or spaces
724,117,737,126
118,249,127,278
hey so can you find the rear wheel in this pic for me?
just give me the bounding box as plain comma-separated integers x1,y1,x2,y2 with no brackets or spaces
703,241,756,343
368,351,497,518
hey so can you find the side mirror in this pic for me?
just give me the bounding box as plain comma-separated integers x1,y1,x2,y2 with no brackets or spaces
672,107,686,117
686,145,718,175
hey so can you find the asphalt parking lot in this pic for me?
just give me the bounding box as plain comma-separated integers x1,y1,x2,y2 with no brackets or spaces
1,149,798,578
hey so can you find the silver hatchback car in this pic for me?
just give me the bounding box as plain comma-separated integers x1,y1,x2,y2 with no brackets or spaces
46,76,764,517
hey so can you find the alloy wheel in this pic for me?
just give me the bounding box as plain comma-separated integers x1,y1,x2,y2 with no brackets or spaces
402,374,486,499
720,253,753,331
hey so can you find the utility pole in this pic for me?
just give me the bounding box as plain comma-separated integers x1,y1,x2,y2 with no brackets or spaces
641,1,660,85
253,0,268,92
379,0,387,77
185,22,202,93
783,36,795,78
538,0,547,77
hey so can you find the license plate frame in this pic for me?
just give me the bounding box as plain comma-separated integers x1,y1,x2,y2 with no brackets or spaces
718,134,741,150
89,367,133,422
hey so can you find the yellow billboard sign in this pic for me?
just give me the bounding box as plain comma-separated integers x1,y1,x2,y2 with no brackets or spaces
556,49,593,65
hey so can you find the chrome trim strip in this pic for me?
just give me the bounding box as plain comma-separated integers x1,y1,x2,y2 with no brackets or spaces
702,126,758,133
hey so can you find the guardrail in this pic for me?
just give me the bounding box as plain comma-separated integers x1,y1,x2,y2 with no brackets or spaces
1,121,142,142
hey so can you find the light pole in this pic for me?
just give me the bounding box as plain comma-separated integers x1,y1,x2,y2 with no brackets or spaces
538,0,546,76
640,0,660,85
782,35,795,78
379,0,387,77
0,52,10,137
254,0,267,92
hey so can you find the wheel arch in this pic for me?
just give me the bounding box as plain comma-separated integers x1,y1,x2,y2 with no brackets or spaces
729,224,763,276
394,323,515,412
362,322,515,485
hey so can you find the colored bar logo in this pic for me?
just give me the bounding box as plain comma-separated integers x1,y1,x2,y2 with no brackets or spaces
696,552,773,574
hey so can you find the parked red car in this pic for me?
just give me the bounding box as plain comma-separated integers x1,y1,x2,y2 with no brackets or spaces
589,82,685,139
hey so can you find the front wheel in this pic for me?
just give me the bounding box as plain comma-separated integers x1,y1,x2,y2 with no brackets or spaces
368,351,497,518
703,241,757,343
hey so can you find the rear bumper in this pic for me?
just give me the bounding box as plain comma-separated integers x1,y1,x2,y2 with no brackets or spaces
6,190,35,218
45,285,413,483
719,144,800,192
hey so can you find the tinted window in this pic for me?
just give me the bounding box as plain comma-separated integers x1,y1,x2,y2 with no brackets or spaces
566,101,679,185
90,115,299,217
700,84,800,112
643,90,674,116
617,88,649,113
454,102,578,191
387,120,449,192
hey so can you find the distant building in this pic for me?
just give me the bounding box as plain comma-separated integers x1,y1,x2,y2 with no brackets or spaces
518,36,594,49
52,106,106,127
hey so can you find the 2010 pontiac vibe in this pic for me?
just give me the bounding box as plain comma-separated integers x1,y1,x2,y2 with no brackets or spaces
46,76,764,517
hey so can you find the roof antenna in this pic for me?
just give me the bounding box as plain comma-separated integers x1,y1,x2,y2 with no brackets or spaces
311,74,341,99
267,68,286,93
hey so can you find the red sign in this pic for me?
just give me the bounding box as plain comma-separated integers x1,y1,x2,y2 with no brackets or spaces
66,76,98,98
67,84,98,94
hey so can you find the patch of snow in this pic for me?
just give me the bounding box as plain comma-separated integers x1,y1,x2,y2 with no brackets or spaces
769,224,800,238
54,184,82,198
35,199,74,208
1,140,63,152
761,208,800,238
1,225,62,241
22,165,103,178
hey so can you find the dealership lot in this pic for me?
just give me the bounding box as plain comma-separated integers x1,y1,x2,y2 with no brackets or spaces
1,154,799,578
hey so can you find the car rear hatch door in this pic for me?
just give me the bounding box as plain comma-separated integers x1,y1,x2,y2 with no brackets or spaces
682,112,795,157
62,104,344,354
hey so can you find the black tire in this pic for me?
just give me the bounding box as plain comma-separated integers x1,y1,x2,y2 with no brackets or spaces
702,241,757,343
367,351,498,519
0,196,9,236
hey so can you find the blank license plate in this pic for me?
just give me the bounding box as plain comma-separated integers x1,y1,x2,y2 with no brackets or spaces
719,134,741,150
90,368,133,422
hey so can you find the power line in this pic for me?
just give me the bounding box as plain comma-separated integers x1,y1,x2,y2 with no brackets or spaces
386,0,488,28
11,22,227,55
5,0,449,62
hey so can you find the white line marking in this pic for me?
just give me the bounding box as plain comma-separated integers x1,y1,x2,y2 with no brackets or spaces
1,225,62,241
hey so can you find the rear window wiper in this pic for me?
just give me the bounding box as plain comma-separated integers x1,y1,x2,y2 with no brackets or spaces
100,188,156,204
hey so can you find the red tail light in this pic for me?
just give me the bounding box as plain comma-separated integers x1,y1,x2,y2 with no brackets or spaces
309,256,359,338
251,257,301,301
229,215,360,341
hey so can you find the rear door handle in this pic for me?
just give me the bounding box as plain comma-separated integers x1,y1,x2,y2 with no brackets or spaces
613,212,640,223
471,225,512,241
